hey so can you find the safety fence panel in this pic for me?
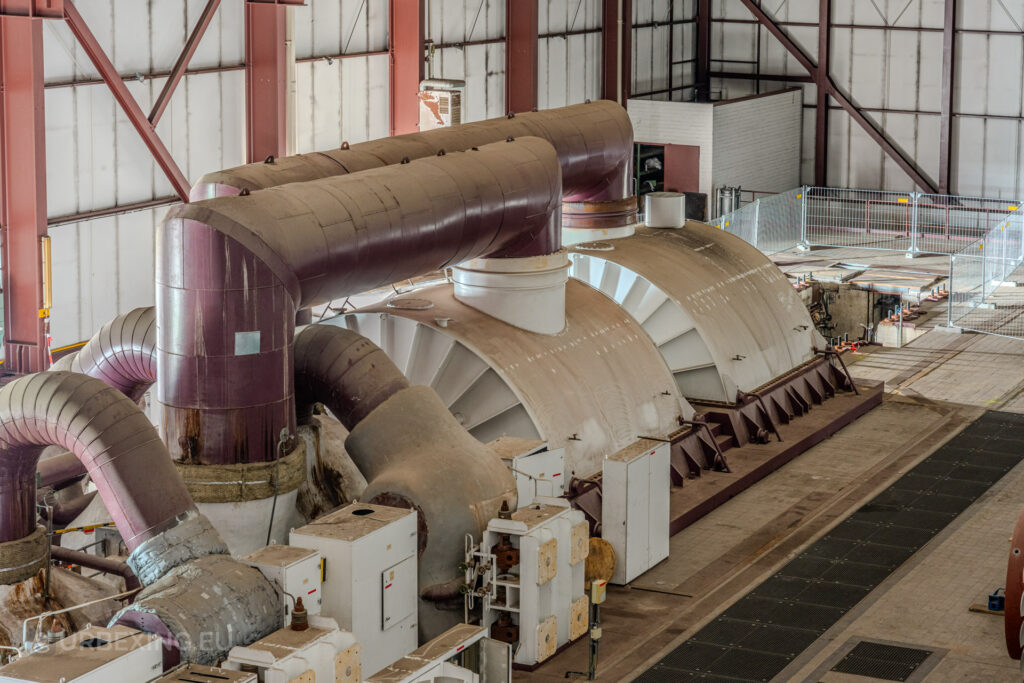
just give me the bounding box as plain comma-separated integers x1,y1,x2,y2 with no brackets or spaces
803,187,916,252
711,188,802,255
948,207,1024,339
915,194,1020,256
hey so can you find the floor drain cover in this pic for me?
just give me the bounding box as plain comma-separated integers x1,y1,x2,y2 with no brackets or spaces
830,641,933,681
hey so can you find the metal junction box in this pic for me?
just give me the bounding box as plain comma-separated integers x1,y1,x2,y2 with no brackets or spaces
602,438,671,585
154,665,257,682
489,437,567,507
477,498,589,667
0,626,162,683
243,544,323,618
290,502,418,677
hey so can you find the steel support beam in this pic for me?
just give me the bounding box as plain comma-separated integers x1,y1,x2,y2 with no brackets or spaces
696,0,711,101
389,0,424,135
505,0,538,113
602,0,631,104
736,0,938,193
244,0,289,163
63,0,191,201
815,0,831,186
0,9,49,373
938,0,957,193
149,0,222,125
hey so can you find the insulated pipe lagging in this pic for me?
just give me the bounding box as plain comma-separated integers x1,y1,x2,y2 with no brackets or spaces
293,325,410,428
191,99,632,204
158,137,562,465
51,307,157,403
292,324,518,639
0,372,197,549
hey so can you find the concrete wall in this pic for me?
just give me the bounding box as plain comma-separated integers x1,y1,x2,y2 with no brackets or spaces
628,98,715,198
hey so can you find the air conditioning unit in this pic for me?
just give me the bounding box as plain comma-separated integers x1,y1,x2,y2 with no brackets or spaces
419,79,465,131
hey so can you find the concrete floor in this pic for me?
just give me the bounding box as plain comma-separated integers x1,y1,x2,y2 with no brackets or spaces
528,323,1024,682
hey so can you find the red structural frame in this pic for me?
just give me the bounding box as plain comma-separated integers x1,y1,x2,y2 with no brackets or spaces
0,3,50,374
245,0,302,163
602,0,632,104
505,0,538,114
389,0,424,136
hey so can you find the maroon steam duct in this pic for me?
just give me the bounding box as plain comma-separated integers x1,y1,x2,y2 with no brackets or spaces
159,136,562,466
0,372,196,549
191,99,632,206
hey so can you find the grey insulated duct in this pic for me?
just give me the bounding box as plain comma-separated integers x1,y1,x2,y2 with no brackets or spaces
0,372,278,665
50,306,157,403
293,325,517,637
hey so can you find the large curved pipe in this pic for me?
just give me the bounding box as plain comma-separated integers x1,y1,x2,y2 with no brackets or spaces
50,307,156,402
0,372,196,549
192,99,632,204
292,324,517,639
159,136,562,465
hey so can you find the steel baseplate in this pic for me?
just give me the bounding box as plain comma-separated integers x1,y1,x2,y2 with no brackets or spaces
568,354,883,538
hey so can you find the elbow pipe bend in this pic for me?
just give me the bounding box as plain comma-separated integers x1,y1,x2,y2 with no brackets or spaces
159,137,562,465
52,307,157,403
192,99,632,205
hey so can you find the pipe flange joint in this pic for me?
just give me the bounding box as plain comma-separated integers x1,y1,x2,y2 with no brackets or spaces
0,526,48,586
127,512,228,585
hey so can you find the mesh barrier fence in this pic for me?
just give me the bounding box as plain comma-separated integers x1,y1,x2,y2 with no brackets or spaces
710,187,1024,339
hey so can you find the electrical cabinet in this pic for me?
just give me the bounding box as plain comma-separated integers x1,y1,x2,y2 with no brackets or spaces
366,623,511,683
290,502,418,677
222,616,361,683
0,626,162,683
243,544,323,617
602,438,671,585
489,437,566,507
474,498,589,667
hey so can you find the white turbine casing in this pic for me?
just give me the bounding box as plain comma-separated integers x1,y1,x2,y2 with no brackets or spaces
329,280,689,478
562,222,637,246
452,251,570,335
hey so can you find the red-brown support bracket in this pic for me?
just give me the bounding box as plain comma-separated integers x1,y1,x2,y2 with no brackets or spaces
695,0,711,102
0,8,49,373
389,0,424,136
602,0,632,104
815,0,831,186
938,0,957,193
63,0,191,201
736,0,938,194
505,0,538,114
149,0,222,126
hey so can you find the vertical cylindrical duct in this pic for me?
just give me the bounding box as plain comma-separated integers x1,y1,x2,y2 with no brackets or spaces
159,137,561,465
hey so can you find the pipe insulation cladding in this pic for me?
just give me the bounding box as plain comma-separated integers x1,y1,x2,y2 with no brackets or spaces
158,136,563,466
191,99,632,205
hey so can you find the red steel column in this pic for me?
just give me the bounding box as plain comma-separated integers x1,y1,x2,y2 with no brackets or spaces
0,10,49,374
245,1,288,162
814,0,831,186
602,0,632,104
389,0,424,135
505,0,538,114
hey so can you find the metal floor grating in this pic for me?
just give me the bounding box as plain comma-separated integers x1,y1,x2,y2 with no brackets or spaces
830,641,933,681
634,410,1024,682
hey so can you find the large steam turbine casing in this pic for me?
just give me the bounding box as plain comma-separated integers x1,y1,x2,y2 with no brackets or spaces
326,279,691,478
569,224,822,403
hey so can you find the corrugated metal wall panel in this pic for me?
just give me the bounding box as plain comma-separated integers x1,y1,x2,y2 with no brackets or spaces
706,0,1024,198
539,0,602,109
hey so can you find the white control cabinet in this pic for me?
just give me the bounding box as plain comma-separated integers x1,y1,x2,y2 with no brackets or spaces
290,502,418,677
602,438,670,585
0,626,162,683
222,616,361,683
489,437,567,507
478,498,589,667
243,544,323,617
